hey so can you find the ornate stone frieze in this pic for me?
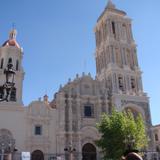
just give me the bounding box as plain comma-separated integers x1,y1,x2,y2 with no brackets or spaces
121,100,148,108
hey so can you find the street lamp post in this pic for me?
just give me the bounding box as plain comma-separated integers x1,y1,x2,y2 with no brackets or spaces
1,145,5,160
0,61,15,102
64,144,76,160
0,135,15,160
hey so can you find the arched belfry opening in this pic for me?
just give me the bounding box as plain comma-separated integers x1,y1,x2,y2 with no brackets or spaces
82,143,97,160
124,107,142,119
31,150,44,160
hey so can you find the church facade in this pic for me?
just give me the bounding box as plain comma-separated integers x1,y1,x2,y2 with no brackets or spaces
0,1,158,160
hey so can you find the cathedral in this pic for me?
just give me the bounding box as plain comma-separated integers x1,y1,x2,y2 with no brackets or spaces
0,1,159,160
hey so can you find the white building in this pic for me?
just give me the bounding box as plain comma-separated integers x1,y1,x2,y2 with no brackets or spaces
0,1,158,160
152,125,160,159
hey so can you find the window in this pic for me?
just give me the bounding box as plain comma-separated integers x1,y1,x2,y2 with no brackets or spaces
125,108,139,119
155,134,159,141
16,60,19,71
8,58,12,64
0,86,4,99
35,125,42,135
0,58,4,69
131,78,135,89
118,76,123,91
112,21,116,35
10,88,16,101
156,146,160,152
84,105,94,118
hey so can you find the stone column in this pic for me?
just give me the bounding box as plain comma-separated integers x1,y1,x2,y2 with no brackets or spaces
112,73,117,93
78,134,82,160
108,19,112,37
58,92,65,131
116,21,120,41
128,76,132,93
138,76,143,92
115,73,119,93
129,23,134,41
127,75,130,93
76,96,81,130
68,96,73,132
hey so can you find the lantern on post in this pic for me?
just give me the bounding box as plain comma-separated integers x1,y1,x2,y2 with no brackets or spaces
0,61,15,102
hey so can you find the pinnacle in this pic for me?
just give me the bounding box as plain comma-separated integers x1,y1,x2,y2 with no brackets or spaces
106,0,116,9
9,29,17,39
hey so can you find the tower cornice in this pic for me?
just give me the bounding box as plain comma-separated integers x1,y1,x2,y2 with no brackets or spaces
97,1,126,23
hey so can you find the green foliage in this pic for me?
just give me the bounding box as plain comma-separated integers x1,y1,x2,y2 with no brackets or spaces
96,109,148,160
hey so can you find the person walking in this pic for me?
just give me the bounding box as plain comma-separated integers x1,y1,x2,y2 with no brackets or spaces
125,152,143,160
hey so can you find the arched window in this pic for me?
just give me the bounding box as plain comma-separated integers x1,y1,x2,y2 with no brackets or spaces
155,134,159,141
8,58,12,64
112,21,116,35
82,143,96,160
16,60,19,71
32,150,44,160
118,76,123,91
10,87,16,101
0,58,4,69
131,77,136,90
0,86,4,99
125,107,140,119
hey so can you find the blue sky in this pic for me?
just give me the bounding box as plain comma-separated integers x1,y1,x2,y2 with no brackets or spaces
0,0,159,125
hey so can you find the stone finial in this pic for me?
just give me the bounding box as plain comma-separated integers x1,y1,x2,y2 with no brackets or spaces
68,78,71,83
106,0,116,9
43,94,49,104
76,74,79,79
20,47,23,52
9,29,17,39
59,84,62,90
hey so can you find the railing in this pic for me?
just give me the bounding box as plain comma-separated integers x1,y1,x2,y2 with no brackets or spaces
0,152,101,160
0,151,159,160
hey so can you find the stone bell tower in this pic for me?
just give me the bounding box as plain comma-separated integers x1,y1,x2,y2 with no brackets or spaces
0,29,24,105
95,0,141,95
94,0,153,147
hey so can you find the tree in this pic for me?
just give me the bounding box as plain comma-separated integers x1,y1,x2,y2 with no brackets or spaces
96,109,148,160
